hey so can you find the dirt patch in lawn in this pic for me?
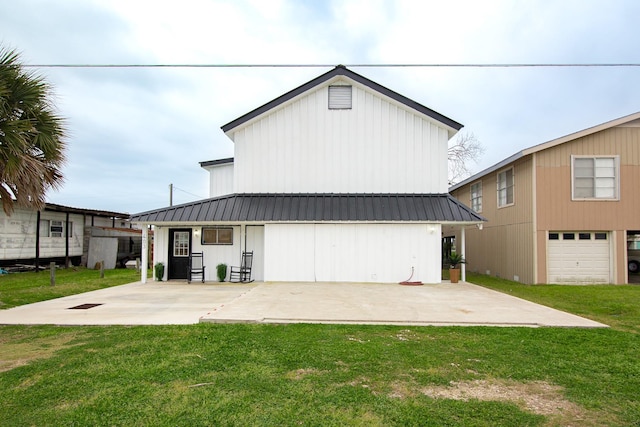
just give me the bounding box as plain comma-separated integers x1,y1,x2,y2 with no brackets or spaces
421,379,596,426
0,331,84,373
286,368,325,380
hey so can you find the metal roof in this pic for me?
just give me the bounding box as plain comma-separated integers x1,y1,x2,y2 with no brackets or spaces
221,65,463,135
131,193,485,224
44,203,130,218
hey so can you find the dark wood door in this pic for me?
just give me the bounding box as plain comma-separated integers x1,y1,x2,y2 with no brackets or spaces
168,229,191,280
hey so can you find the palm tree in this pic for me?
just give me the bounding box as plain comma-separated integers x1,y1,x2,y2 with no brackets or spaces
0,46,67,215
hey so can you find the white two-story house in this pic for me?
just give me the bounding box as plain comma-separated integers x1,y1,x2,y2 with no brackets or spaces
132,66,484,283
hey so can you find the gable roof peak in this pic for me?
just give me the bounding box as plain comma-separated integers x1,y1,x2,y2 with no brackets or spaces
221,65,462,135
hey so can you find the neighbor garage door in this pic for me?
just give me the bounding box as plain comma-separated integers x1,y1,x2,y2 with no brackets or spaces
547,231,610,284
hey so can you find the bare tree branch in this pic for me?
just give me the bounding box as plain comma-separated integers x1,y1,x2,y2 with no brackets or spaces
448,132,484,186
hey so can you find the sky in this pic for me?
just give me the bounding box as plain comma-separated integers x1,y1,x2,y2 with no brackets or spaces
1,0,639,214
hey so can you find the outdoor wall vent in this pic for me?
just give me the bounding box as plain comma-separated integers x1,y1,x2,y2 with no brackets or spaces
328,85,352,109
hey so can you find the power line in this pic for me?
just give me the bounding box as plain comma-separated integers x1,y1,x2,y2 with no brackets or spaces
17,63,640,69
172,185,204,200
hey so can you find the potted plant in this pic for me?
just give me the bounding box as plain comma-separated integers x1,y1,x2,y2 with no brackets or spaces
154,262,164,281
216,263,227,282
448,253,465,283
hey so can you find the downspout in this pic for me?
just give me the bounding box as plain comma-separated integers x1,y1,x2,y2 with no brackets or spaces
532,152,538,284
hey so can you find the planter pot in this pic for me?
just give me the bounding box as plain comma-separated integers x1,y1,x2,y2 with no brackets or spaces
449,268,460,283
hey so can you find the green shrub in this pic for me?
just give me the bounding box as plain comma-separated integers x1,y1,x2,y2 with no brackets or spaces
216,263,227,282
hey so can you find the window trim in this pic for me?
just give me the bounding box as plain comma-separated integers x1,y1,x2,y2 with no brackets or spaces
50,220,64,238
39,219,50,237
470,181,483,213
173,231,190,257
571,155,620,201
201,226,234,245
496,167,515,208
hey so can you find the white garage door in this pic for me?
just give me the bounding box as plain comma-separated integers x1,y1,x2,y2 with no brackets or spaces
547,231,611,284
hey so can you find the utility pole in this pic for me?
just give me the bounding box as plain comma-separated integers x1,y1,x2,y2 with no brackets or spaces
169,183,173,207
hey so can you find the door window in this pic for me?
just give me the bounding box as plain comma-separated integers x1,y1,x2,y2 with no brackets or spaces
173,231,190,257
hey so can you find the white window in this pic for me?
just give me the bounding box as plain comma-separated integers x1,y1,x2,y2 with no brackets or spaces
173,231,190,257
328,85,352,109
47,220,72,238
572,156,619,200
470,182,482,212
497,168,514,207
39,220,50,237
50,220,63,238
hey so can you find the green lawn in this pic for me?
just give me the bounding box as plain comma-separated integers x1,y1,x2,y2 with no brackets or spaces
0,267,147,309
0,271,639,426
467,272,640,334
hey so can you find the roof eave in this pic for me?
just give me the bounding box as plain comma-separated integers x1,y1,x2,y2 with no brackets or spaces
521,110,640,156
221,65,463,137
449,151,525,192
199,157,234,168
450,110,640,192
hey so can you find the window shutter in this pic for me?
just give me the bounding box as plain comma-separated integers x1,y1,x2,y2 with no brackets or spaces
328,85,352,109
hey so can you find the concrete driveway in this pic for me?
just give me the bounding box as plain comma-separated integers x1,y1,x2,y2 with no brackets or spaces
0,281,606,328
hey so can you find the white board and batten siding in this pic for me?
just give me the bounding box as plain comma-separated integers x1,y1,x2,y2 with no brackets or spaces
229,79,451,195
204,163,234,198
547,231,611,284
154,225,265,282
264,223,442,283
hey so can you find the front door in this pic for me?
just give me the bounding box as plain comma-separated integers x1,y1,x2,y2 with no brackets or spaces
168,229,191,280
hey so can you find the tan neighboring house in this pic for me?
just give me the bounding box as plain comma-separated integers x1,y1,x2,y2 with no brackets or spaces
448,112,640,284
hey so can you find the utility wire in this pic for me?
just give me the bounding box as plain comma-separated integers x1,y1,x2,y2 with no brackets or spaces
16,63,640,69
172,185,205,200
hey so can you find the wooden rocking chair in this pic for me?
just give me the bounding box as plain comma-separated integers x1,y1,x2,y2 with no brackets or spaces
188,252,205,283
229,251,253,283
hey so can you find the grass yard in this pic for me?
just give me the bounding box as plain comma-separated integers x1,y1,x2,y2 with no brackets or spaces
467,272,640,334
0,267,147,309
0,272,639,426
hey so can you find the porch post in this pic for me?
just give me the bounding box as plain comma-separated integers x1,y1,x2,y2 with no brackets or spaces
461,226,466,282
141,226,148,284
241,224,246,254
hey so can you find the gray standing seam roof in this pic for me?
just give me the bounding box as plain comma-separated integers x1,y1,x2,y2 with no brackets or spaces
131,194,486,223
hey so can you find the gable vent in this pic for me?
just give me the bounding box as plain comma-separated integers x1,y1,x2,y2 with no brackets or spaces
328,85,352,109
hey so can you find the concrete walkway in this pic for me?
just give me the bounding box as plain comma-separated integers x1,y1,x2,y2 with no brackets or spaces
0,281,606,328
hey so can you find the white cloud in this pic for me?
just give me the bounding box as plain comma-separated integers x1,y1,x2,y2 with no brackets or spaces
1,0,640,211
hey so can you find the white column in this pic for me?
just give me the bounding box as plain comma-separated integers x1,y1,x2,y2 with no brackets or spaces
141,226,148,284
461,226,466,282
241,224,246,254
